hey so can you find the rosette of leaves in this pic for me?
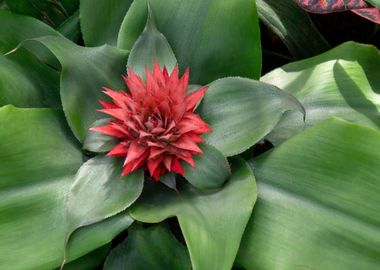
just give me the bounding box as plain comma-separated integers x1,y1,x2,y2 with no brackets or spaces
0,1,379,270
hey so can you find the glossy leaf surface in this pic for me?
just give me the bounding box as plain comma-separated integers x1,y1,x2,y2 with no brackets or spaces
236,118,380,270
0,106,133,270
79,0,133,46
0,106,81,189
262,42,380,145
65,156,144,251
127,5,176,79
0,11,60,108
197,77,304,156
118,0,261,84
25,35,128,142
182,143,230,190
104,225,191,270
131,158,257,270
83,118,118,153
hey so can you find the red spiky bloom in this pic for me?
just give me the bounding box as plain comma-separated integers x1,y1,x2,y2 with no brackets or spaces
91,62,212,181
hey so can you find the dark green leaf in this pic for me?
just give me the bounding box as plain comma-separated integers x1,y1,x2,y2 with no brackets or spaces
59,244,111,270
0,11,61,108
58,10,81,43
104,224,191,270
0,10,56,53
127,4,176,79
257,0,330,59
4,0,78,27
262,42,380,145
131,158,257,270
79,0,133,46
197,77,304,156
236,118,380,270
183,143,230,189
118,0,262,83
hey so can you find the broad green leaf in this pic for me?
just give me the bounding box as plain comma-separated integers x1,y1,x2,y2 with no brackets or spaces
104,224,191,270
197,77,304,156
183,143,230,189
0,10,57,53
0,106,134,270
59,244,111,270
58,10,81,43
65,156,144,254
0,11,60,108
118,0,261,84
131,158,257,270
0,105,81,189
236,118,380,270
262,42,380,145
127,5,176,79
83,118,118,153
23,35,128,142
257,0,330,59
5,0,78,27
79,0,133,46
0,51,60,108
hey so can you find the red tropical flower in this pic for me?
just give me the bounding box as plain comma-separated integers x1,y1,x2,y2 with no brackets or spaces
91,62,212,181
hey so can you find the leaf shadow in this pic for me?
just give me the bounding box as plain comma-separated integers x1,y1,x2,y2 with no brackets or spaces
333,62,380,128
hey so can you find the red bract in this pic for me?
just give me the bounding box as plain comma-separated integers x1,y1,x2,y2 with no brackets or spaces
91,62,212,181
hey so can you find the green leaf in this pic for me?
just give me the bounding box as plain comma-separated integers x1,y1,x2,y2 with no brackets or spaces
257,0,330,59
130,158,257,270
262,42,380,145
5,0,71,27
104,224,191,270
0,11,61,108
118,0,261,84
0,106,81,189
58,10,81,43
0,10,57,53
366,0,380,8
236,118,380,270
83,118,118,153
183,143,230,189
0,51,60,108
197,77,304,156
4,0,78,27
79,0,133,46
127,4,176,79
23,35,128,142
59,244,111,270
0,106,135,270
64,156,144,254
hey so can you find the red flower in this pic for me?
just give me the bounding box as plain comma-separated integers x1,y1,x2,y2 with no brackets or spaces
91,62,212,181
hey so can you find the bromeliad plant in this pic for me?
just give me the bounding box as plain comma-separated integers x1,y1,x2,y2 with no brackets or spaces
0,0,379,270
